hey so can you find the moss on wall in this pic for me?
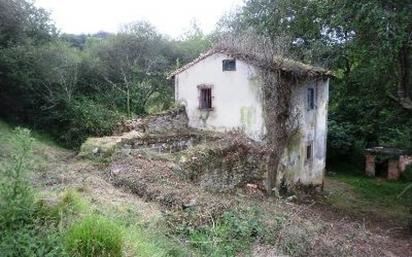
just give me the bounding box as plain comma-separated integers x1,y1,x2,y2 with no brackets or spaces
240,106,255,130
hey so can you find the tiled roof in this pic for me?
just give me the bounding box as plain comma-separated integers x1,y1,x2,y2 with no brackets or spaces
167,48,333,79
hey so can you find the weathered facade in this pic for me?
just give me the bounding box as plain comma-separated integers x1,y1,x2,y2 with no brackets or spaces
169,49,332,189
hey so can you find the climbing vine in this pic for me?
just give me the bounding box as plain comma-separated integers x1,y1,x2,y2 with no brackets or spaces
215,31,300,193
260,69,299,192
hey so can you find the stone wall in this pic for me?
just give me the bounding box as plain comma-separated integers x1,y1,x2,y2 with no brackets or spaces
175,134,267,192
114,105,189,135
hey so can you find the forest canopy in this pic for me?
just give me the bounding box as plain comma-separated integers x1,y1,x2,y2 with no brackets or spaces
0,0,411,160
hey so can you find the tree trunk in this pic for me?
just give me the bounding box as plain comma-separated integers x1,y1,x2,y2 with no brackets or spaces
126,87,131,118
397,43,412,110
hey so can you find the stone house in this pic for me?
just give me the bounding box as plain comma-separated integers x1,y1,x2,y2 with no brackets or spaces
168,48,332,189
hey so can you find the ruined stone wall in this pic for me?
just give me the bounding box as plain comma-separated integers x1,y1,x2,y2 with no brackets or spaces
175,134,267,192
114,105,189,135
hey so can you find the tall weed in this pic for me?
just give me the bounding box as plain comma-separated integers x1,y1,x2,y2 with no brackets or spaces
64,215,123,257
0,128,35,229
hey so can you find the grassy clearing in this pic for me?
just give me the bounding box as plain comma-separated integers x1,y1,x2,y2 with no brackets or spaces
0,121,193,257
325,162,412,225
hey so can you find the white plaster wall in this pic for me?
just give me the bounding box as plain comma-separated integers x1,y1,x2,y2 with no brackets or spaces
175,53,265,141
279,79,329,186
174,53,329,187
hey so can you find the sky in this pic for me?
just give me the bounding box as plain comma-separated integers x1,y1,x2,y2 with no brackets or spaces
34,0,244,38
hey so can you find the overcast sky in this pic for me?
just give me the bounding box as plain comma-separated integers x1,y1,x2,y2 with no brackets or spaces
34,0,244,38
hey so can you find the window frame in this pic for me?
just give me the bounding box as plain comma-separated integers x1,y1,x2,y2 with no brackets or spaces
198,85,214,111
307,87,316,111
305,142,313,164
222,59,236,71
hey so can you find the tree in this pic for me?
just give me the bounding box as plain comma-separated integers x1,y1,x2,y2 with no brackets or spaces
0,0,55,47
90,21,173,117
219,0,412,156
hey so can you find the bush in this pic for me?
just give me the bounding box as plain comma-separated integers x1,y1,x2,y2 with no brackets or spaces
0,128,69,257
64,215,123,257
0,225,67,257
0,128,35,230
401,166,412,182
59,97,123,148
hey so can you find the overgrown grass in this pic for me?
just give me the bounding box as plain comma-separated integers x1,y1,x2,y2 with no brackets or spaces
326,162,412,224
0,127,69,257
0,122,193,257
186,210,261,257
0,121,197,257
65,215,123,257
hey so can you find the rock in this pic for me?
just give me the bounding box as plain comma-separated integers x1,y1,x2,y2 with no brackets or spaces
111,168,121,176
182,199,197,209
78,131,142,159
286,195,298,202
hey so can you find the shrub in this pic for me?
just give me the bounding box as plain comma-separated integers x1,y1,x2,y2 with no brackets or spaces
0,128,69,257
36,190,90,224
401,166,412,182
64,215,123,257
0,225,67,257
59,97,123,148
0,128,35,230
54,190,89,218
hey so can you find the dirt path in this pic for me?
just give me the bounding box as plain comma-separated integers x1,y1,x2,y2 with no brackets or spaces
32,144,161,222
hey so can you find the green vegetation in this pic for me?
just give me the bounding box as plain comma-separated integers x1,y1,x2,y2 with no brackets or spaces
219,0,412,161
0,124,194,257
1,0,411,157
185,210,261,256
326,164,412,224
64,215,123,257
0,128,67,257
0,0,211,148
1,0,412,255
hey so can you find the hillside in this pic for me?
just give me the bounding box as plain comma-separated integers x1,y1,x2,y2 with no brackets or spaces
1,120,411,257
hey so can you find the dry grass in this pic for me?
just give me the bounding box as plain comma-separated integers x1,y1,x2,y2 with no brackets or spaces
7,119,409,257
103,145,412,256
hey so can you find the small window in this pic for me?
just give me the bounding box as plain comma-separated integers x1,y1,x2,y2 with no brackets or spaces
307,87,315,110
199,87,212,110
222,59,236,71
306,144,313,161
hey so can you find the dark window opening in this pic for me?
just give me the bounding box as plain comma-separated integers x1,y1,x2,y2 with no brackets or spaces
199,88,212,110
307,87,315,110
222,59,236,71
306,144,312,161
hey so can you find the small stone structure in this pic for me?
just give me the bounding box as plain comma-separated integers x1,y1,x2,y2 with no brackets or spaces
114,105,189,135
79,105,221,158
364,147,412,180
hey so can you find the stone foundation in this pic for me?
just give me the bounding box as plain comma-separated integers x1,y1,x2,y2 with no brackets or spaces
176,135,267,192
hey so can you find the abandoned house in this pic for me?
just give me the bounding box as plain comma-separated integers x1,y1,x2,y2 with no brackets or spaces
168,48,333,189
